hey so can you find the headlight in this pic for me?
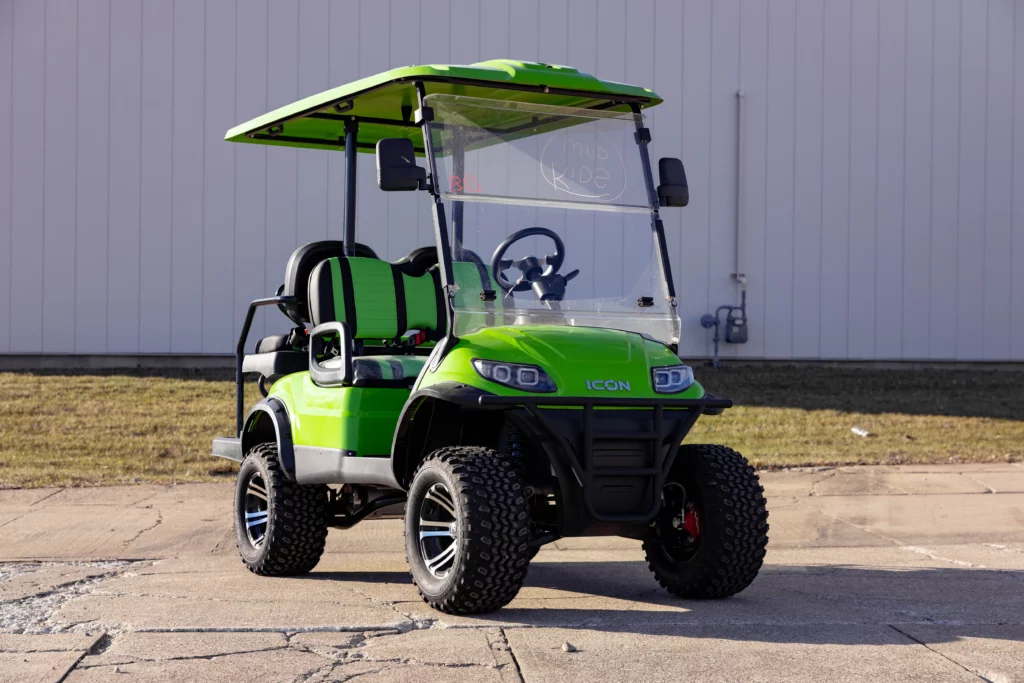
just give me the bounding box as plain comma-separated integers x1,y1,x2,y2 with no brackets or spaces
472,359,557,393
651,365,694,394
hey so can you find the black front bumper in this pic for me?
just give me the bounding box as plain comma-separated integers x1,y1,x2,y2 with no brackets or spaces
477,393,732,535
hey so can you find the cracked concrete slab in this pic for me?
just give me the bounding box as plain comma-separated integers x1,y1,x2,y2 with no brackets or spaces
2,464,1023,681
0,650,94,683
64,647,330,682
68,630,516,683
893,624,1024,683
78,631,288,667
40,486,168,508
291,628,512,669
0,562,137,603
504,625,980,682
965,471,1024,495
0,488,64,508
808,492,1024,545
811,470,993,496
54,593,410,632
758,497,888,548
0,506,160,560
0,633,102,683
0,633,101,653
0,561,141,634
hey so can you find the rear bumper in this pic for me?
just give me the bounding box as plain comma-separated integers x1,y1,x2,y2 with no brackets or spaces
477,393,733,533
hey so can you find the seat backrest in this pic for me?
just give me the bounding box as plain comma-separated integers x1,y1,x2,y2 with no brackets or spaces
281,241,379,323
308,257,445,339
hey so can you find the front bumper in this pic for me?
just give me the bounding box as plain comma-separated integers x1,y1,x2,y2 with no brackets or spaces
477,393,732,532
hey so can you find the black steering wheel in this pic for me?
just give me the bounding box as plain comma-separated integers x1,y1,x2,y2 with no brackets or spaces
490,227,579,301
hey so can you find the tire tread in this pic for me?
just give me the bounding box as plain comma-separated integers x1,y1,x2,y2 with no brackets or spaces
643,444,769,599
408,446,531,614
237,442,328,577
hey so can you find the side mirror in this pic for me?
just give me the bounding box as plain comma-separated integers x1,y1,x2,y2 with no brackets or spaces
376,138,427,191
657,157,689,207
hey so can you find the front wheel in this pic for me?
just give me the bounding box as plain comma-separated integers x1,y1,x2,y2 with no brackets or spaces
643,444,769,599
405,446,531,614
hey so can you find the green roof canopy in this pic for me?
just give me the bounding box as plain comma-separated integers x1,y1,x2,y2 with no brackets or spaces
225,59,662,153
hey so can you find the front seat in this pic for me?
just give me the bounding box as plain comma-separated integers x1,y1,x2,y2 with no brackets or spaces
307,256,446,387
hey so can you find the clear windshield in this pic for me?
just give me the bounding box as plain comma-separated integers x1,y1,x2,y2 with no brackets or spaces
425,95,678,345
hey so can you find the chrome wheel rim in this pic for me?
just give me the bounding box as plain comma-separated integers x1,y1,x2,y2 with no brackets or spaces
417,483,459,579
243,472,269,548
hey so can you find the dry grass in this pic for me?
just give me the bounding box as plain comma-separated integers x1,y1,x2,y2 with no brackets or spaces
693,366,1024,469
0,366,1021,487
0,369,258,488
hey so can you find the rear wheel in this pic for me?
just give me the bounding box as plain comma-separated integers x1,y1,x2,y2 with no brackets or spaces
234,442,329,576
643,444,769,599
405,446,531,614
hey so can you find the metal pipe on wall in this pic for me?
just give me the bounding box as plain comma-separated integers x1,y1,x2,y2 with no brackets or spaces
701,90,751,367
733,90,747,291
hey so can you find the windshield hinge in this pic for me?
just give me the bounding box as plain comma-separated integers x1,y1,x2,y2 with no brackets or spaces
480,289,497,302
634,127,651,144
415,106,434,124
637,296,654,308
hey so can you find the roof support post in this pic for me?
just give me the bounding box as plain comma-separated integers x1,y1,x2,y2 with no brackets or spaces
414,81,459,360
451,131,465,258
343,118,359,256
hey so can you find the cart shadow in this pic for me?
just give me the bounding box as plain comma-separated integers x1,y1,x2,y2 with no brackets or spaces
487,560,1024,645
308,560,1024,646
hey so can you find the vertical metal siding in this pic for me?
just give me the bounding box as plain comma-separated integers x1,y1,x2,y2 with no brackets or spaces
1,0,1022,360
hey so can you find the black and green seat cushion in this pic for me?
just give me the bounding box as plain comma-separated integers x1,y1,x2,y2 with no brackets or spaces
309,256,445,339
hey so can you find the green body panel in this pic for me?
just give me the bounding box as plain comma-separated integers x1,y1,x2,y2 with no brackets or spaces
417,325,705,402
225,60,661,153
263,325,699,454
268,372,409,455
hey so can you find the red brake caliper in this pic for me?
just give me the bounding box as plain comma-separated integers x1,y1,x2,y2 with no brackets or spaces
681,504,701,540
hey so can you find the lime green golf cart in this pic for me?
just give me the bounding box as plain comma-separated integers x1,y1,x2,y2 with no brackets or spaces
212,60,768,614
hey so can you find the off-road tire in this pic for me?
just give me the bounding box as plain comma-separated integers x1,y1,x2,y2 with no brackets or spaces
643,444,768,599
405,446,531,614
234,442,329,576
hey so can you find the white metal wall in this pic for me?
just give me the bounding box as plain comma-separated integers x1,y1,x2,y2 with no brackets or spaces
1,0,1023,360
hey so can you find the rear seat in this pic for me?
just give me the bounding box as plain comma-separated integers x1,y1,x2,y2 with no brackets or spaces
243,240,378,384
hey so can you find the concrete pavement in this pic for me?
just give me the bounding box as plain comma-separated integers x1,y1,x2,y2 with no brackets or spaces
1,463,1023,682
